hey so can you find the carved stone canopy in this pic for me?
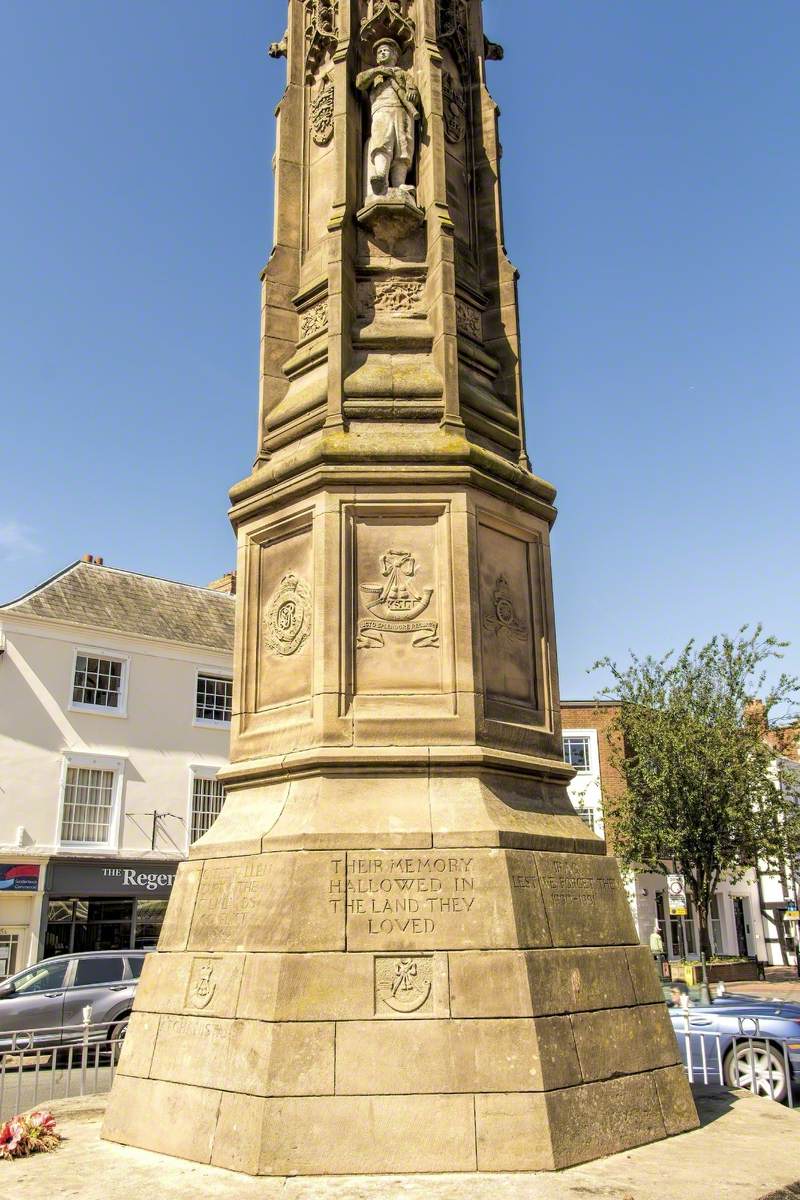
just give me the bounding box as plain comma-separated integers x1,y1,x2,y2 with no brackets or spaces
360,0,415,56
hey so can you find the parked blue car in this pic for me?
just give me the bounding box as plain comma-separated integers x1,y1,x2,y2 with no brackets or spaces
668,993,800,1102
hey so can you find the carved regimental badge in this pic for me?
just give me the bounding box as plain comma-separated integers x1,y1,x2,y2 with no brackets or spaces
310,78,334,145
483,573,528,644
357,549,438,648
375,955,433,1014
185,958,217,1010
442,71,466,143
264,572,312,656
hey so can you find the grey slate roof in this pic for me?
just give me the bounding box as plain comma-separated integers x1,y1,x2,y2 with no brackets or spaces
2,561,235,652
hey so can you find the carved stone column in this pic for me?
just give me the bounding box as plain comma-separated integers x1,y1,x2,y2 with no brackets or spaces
103,0,698,1174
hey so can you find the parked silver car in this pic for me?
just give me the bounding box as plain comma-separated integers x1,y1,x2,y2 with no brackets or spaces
0,951,146,1053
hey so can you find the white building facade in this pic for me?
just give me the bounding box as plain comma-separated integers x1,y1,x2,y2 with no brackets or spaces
0,558,234,978
561,706,786,967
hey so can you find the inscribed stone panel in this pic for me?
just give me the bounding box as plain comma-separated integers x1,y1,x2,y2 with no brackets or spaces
188,852,345,952
533,852,638,946
344,848,550,951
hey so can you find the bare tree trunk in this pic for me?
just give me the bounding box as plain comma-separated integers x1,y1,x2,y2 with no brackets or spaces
696,902,714,958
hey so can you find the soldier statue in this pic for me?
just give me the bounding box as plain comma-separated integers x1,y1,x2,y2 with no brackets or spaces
356,38,420,197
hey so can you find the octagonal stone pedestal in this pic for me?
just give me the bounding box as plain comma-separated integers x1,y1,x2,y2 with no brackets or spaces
102,793,698,1175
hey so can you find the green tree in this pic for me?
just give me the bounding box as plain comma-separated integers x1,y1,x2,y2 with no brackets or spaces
593,626,800,959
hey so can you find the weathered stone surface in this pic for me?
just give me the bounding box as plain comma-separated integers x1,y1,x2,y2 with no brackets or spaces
654,1063,702,1135
546,1071,668,1168
570,1004,680,1082
237,952,373,1021
449,947,640,1018
335,1016,580,1095
147,1015,334,1096
103,1075,221,1162
157,859,203,951
133,950,245,1018
187,852,345,952
116,1011,159,1079
213,1094,477,1175
626,944,666,1003
475,1092,555,1172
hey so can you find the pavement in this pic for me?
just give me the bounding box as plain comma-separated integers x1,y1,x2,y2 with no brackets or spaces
1,1090,799,1200
724,967,800,1004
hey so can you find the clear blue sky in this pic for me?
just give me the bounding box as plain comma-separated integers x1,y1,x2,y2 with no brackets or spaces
2,1,798,697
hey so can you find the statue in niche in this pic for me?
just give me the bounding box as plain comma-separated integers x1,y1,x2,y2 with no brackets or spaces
356,38,420,197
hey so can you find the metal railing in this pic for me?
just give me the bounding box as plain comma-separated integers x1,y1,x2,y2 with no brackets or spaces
675,1011,794,1107
0,1011,123,1120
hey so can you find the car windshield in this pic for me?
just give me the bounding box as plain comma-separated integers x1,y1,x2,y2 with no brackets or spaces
12,961,68,994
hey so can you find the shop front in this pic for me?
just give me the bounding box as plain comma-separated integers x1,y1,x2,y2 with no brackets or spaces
0,862,46,979
42,859,179,959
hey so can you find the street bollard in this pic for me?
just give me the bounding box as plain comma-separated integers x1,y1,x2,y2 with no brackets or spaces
80,1005,92,1096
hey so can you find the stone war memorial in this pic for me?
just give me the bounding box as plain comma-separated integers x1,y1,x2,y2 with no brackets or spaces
103,0,699,1175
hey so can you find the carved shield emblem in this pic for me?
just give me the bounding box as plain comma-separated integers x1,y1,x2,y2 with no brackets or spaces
186,959,216,1010
264,572,312,656
310,78,334,146
375,955,433,1014
483,573,528,644
442,71,466,143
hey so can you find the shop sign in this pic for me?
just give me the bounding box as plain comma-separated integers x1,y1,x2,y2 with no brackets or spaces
667,873,687,917
0,864,40,892
48,860,178,898
784,909,800,923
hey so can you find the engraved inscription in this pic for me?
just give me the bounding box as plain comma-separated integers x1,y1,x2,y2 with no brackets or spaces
357,549,439,649
185,958,217,1010
335,855,475,936
537,860,619,905
375,954,433,1014
264,571,312,656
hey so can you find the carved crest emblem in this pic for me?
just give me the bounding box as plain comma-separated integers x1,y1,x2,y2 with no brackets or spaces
375,955,433,1013
483,574,528,643
357,549,438,648
310,78,334,145
442,71,466,143
186,960,216,1010
264,572,312,656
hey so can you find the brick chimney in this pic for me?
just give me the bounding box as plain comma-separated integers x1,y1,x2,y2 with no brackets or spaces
207,571,236,596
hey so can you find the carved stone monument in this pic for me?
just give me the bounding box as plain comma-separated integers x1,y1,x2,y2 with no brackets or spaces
103,0,698,1174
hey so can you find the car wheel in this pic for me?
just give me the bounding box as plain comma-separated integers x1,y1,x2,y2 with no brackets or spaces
109,1017,129,1064
724,1042,787,1102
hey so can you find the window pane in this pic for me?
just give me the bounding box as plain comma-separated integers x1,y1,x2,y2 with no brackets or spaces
190,775,226,843
72,653,124,708
563,736,590,770
61,766,115,843
127,955,146,978
15,961,68,993
73,957,125,986
195,674,232,722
